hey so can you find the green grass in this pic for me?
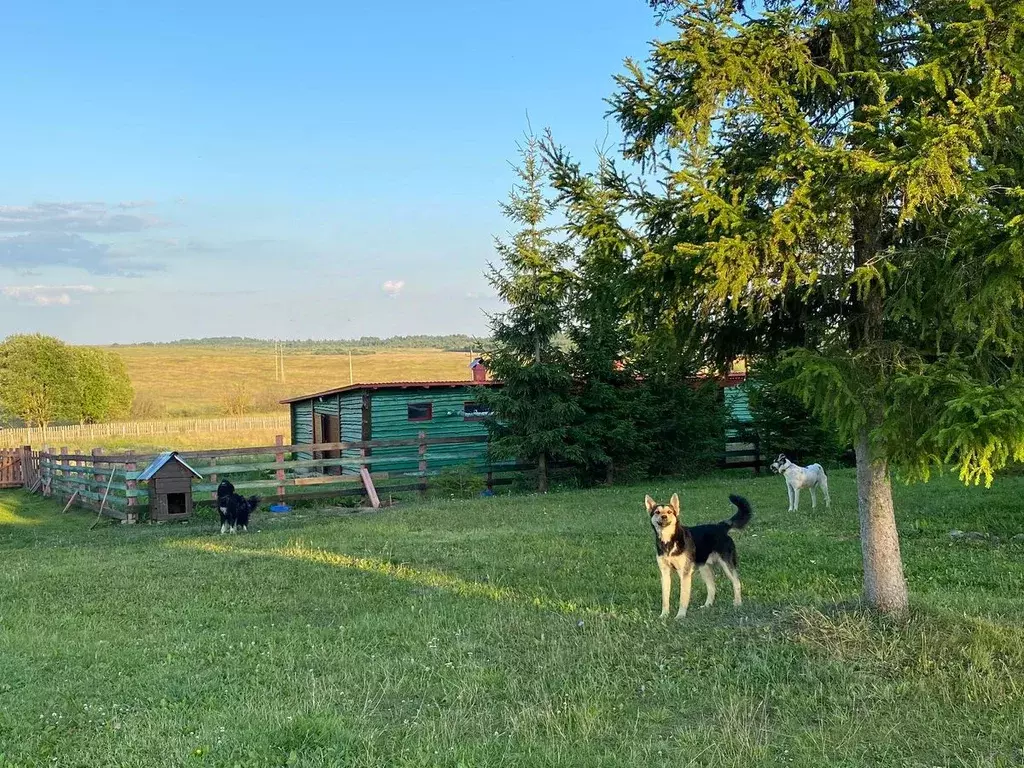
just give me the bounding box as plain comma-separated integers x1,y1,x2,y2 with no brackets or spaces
2,471,1023,767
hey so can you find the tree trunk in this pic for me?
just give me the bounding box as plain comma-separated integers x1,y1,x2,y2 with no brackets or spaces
854,427,908,612
535,333,548,493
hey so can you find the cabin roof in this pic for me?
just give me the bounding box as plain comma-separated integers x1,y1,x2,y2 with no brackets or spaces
280,380,500,405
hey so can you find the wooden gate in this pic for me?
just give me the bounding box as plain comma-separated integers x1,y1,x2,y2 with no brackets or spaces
0,449,24,489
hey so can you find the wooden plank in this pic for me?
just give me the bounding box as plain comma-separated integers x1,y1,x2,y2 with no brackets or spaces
179,455,370,477
417,430,428,497
292,475,369,487
360,466,380,509
275,434,285,501
89,434,489,463
361,391,373,474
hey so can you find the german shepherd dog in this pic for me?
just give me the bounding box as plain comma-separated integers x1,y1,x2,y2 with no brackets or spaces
646,493,752,619
217,479,259,534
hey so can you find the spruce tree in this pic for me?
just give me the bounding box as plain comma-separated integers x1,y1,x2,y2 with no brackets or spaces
482,134,582,492
546,144,641,483
604,0,1024,611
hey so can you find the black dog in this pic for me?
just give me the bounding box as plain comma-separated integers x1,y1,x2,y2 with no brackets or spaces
217,479,234,533
217,479,259,534
646,493,752,619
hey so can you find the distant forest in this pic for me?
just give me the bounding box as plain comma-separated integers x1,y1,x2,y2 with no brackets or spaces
112,335,487,354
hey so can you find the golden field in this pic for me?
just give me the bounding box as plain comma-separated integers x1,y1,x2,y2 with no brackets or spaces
110,346,478,418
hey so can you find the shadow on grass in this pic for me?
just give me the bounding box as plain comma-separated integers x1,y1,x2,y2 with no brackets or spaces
171,538,617,619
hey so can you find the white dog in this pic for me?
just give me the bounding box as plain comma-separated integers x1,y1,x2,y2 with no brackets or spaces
769,454,830,511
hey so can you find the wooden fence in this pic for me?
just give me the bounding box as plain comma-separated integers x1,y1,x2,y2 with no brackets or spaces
0,414,289,449
721,434,763,473
31,434,529,522
0,448,25,489
3,431,765,522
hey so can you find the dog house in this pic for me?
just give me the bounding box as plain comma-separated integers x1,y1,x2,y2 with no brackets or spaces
137,452,202,522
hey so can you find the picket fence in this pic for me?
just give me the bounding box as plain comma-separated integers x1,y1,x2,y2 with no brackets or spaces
0,414,289,449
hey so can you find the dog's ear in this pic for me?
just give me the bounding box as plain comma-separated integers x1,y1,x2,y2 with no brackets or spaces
645,495,657,513
669,493,680,514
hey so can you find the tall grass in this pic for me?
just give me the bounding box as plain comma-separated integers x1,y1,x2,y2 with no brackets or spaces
112,346,477,418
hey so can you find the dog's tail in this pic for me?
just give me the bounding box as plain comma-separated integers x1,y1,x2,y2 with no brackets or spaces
725,494,752,530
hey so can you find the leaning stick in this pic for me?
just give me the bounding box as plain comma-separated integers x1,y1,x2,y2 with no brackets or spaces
60,491,79,514
89,469,118,531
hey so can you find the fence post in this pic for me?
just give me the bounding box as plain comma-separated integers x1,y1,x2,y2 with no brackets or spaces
753,433,761,475
20,445,32,489
418,430,427,497
275,434,285,502
60,447,69,505
42,446,51,496
209,457,218,504
92,448,104,511
125,450,138,524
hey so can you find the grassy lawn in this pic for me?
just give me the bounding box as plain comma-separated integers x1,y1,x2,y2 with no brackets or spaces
1,471,1023,767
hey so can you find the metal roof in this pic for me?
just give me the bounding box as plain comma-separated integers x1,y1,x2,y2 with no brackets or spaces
280,380,500,405
137,451,203,481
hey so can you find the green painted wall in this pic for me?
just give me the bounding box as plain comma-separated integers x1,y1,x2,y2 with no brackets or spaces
291,401,313,459
289,385,501,477
362,388,492,476
724,384,754,438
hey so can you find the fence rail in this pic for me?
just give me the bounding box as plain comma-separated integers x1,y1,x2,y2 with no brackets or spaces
4,430,765,522
0,414,289,449
31,434,524,522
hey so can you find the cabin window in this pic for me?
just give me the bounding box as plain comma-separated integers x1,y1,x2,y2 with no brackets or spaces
407,402,433,422
463,402,491,420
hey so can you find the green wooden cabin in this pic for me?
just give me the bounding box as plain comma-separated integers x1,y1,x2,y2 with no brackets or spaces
282,365,755,479
282,379,502,478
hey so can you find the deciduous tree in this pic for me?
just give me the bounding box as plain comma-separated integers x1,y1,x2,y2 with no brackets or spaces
0,335,79,432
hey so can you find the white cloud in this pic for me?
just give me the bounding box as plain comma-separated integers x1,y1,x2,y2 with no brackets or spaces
382,280,405,298
1,284,100,307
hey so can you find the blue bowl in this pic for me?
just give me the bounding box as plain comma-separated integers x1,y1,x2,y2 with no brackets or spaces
269,503,291,514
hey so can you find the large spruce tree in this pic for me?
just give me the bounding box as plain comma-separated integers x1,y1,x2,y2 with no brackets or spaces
604,0,1024,611
482,134,582,492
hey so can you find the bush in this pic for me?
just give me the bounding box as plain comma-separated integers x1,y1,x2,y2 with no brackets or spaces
432,464,486,499
130,393,166,420
223,382,255,416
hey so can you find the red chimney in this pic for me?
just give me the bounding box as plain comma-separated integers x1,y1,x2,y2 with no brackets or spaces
471,357,487,382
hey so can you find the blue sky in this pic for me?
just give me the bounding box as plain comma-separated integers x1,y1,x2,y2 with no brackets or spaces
0,1,661,343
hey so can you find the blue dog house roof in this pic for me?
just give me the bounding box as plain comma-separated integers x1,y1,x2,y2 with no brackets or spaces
137,451,202,482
